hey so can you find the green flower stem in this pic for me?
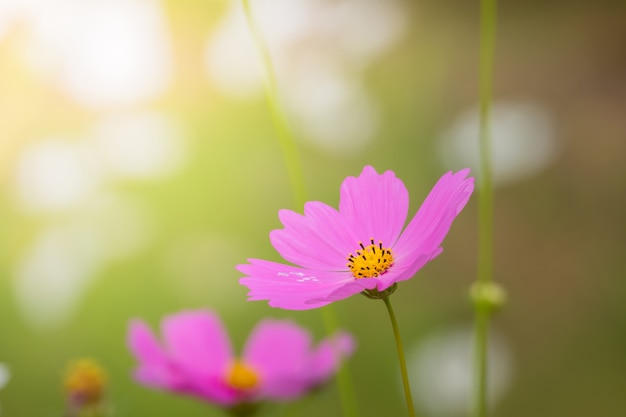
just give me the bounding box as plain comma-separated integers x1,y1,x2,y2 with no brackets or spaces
473,0,498,416
382,296,416,417
241,0,306,208
241,2,358,417
321,305,360,417
472,310,490,417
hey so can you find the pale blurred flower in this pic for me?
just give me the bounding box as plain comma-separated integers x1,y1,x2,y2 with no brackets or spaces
14,111,186,212
14,221,105,329
205,0,407,153
438,100,559,187
284,60,380,152
15,138,103,213
408,326,514,417
0,363,10,390
12,110,184,329
0,363,9,415
20,0,173,108
91,112,187,180
13,194,153,329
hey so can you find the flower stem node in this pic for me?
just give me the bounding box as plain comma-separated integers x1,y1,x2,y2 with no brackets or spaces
361,283,398,300
470,281,507,313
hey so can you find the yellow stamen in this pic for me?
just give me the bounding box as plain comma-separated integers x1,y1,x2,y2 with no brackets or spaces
347,238,394,279
226,361,259,391
64,358,107,406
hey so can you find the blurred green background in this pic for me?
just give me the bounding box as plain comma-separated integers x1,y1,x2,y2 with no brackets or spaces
1,0,625,416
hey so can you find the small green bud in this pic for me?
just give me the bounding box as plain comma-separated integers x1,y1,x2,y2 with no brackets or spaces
470,282,507,313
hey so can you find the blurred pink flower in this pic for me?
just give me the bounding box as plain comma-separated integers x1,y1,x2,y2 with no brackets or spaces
238,166,473,309
127,310,354,408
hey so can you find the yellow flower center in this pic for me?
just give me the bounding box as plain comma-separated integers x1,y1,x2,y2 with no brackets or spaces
226,361,259,391
64,359,107,405
347,239,394,279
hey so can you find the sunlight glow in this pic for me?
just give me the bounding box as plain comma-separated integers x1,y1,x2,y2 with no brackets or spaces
21,0,172,108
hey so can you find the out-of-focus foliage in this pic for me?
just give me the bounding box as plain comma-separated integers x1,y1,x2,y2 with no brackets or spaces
0,0,625,416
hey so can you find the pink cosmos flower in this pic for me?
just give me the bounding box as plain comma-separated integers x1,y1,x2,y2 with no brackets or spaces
238,166,474,309
127,310,354,409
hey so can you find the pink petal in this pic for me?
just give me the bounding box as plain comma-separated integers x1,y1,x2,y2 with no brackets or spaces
339,166,409,247
394,248,443,283
128,313,239,406
128,320,166,367
322,277,380,301
371,247,439,287
127,320,181,390
243,320,312,399
161,310,233,380
238,259,354,310
270,202,358,270
309,332,356,385
184,378,238,406
393,169,474,267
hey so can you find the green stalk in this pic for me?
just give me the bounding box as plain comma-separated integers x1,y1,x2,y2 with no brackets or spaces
382,296,416,417
241,0,306,208
472,311,490,417
241,2,358,416
473,0,498,416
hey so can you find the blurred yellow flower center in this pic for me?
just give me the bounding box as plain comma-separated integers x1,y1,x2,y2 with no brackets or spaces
347,239,394,278
226,361,259,391
64,359,107,405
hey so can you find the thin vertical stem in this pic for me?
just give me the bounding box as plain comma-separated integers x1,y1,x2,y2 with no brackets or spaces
478,0,496,284
321,305,360,417
472,311,490,417
241,2,358,417
241,0,306,208
382,297,416,417
473,0,498,416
